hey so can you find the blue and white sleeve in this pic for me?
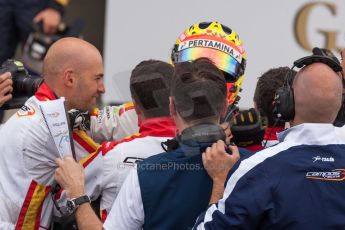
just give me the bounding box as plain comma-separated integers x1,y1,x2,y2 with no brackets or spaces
193,160,272,229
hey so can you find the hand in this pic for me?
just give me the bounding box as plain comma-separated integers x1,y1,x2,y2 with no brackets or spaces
202,140,240,184
0,72,13,107
220,122,233,145
55,156,86,198
68,109,91,130
33,8,61,35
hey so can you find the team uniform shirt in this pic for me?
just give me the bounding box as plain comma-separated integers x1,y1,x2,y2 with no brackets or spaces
88,102,139,143
103,137,253,230
261,126,284,148
72,102,138,159
194,123,345,229
0,84,70,230
0,83,137,230
55,117,176,221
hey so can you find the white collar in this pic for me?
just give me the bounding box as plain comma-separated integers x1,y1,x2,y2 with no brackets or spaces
277,123,345,145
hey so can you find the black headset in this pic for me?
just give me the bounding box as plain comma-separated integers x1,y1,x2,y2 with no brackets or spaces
161,123,226,153
273,55,343,122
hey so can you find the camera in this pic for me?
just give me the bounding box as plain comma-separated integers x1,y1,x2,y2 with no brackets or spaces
0,59,43,110
23,19,84,74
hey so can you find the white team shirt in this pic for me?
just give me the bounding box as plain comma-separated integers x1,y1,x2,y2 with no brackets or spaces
103,169,144,230
0,84,139,229
55,118,176,221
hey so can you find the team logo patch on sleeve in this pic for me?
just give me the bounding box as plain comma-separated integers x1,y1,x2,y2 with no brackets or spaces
16,105,36,117
306,169,345,181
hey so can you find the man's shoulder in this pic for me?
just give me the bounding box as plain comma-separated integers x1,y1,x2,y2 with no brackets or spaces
102,134,168,155
138,151,170,164
101,133,144,155
137,148,182,166
241,141,345,170
238,141,292,169
2,97,44,132
238,147,255,159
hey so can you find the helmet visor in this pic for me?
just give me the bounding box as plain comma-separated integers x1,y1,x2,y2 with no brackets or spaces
175,47,242,82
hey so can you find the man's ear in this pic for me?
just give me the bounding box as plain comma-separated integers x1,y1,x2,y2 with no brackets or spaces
169,96,177,117
63,69,75,87
253,101,258,110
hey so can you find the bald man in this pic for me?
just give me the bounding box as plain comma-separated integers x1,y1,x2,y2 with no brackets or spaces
0,38,137,229
45,39,139,145
41,38,138,158
42,37,105,111
194,62,345,229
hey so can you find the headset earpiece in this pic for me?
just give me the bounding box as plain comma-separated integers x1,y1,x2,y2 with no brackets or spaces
273,54,343,122
273,84,295,122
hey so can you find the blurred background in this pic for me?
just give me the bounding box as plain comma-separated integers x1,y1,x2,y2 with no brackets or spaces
64,0,105,55
102,0,345,108
3,0,345,122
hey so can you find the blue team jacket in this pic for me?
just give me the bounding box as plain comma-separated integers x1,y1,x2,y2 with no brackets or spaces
194,123,345,230
137,140,252,230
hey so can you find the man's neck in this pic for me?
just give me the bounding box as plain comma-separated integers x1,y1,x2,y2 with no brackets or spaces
177,120,219,135
46,83,73,110
173,113,220,135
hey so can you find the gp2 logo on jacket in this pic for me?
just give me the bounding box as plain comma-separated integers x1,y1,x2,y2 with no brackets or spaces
306,169,345,181
16,105,36,117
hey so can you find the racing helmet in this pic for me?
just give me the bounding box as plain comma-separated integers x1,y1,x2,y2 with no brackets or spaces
171,21,246,105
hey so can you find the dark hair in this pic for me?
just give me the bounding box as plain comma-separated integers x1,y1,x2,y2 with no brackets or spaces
171,58,226,123
130,60,174,118
253,67,297,126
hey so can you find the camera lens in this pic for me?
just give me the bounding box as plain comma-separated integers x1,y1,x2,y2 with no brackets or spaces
14,75,43,96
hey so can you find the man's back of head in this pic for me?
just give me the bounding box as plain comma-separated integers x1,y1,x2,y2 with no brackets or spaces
293,63,343,125
126,58,228,230
130,60,174,119
254,67,297,127
171,58,226,125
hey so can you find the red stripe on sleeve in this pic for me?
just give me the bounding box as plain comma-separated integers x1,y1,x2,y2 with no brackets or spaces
15,181,38,229
73,132,95,153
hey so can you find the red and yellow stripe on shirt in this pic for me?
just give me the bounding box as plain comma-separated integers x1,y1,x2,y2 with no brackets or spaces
73,130,100,154
101,133,142,156
79,146,102,168
118,102,135,116
15,181,50,230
